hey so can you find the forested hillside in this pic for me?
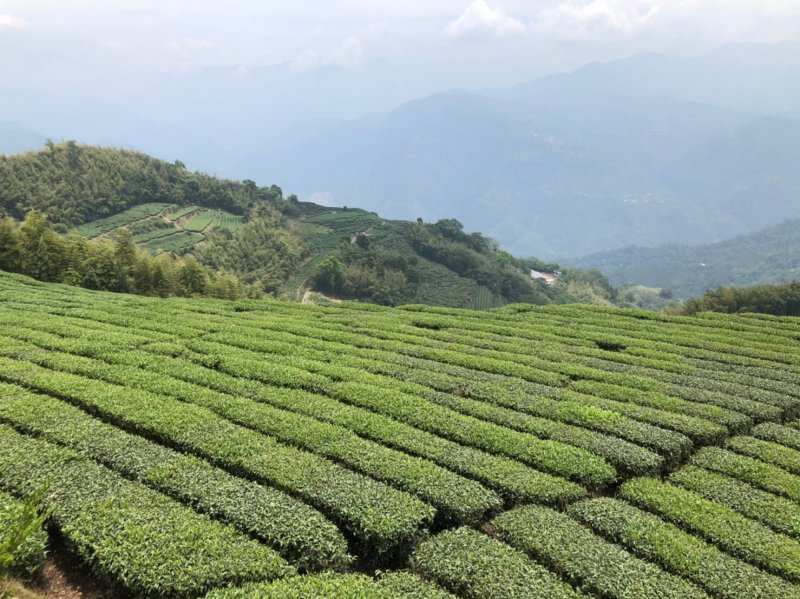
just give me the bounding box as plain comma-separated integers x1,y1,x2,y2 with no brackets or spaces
0,141,282,225
572,218,800,298
0,143,613,308
683,281,800,317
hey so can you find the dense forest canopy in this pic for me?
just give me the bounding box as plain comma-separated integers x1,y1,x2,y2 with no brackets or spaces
0,211,255,299
0,142,286,225
682,282,800,317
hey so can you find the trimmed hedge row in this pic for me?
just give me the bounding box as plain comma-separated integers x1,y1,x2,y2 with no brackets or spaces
752,422,800,451
0,300,713,476
525,308,800,369
570,351,800,418
486,307,800,383
0,340,499,526
207,316,744,438
125,352,585,506
224,319,708,461
327,382,616,488
669,465,800,539
619,477,800,582
0,382,351,570
690,447,800,502
360,308,798,408
0,356,434,555
201,321,719,456
410,527,585,599
0,489,48,579
184,333,660,474
425,390,663,476
361,316,793,418
492,505,708,599
568,498,800,599
204,572,455,599
0,425,294,597
199,326,672,473
569,380,726,445
726,435,800,475
67,341,585,508
185,341,616,488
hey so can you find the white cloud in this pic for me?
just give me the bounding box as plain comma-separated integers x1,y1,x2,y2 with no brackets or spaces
0,13,27,29
533,1,671,39
289,49,322,72
445,0,526,39
290,36,365,72
332,36,364,68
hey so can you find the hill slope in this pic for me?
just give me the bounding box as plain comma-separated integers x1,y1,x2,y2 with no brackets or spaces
0,142,605,308
2,271,800,597
571,218,800,298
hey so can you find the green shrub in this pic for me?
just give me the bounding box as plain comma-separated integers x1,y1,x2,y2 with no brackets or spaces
0,382,350,570
0,356,434,556
1,320,584,507
0,425,294,597
0,491,47,580
726,436,800,475
620,477,800,582
204,572,455,599
410,527,584,599
569,498,799,599
492,505,708,599
690,446,800,501
200,325,665,476
0,344,498,526
752,422,800,451
130,347,586,506
669,465,800,539
328,382,617,488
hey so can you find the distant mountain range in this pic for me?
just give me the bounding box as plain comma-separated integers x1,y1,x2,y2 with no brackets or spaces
2,43,799,259
570,218,800,298
254,47,800,258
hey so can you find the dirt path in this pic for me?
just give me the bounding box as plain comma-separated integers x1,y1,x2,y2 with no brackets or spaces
301,288,342,305
9,540,123,599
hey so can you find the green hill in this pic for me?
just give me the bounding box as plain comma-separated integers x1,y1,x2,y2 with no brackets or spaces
2,271,800,597
0,142,611,308
571,218,800,298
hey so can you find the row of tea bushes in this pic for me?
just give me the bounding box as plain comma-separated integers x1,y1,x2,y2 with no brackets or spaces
0,425,294,597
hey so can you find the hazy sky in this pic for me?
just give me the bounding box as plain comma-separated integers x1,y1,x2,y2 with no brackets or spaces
2,0,799,90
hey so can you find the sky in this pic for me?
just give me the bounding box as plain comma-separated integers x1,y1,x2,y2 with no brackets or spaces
2,0,799,91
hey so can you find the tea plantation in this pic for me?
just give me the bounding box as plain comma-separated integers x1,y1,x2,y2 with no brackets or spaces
1,270,799,597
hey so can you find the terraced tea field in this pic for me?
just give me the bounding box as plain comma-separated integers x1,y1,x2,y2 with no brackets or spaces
1,270,800,598
75,204,244,254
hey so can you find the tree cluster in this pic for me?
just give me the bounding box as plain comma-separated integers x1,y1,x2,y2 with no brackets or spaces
197,205,307,294
0,141,287,226
0,212,255,299
312,239,420,306
682,282,800,317
410,219,551,304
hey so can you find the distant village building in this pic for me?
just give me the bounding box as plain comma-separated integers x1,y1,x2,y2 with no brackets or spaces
530,269,559,285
